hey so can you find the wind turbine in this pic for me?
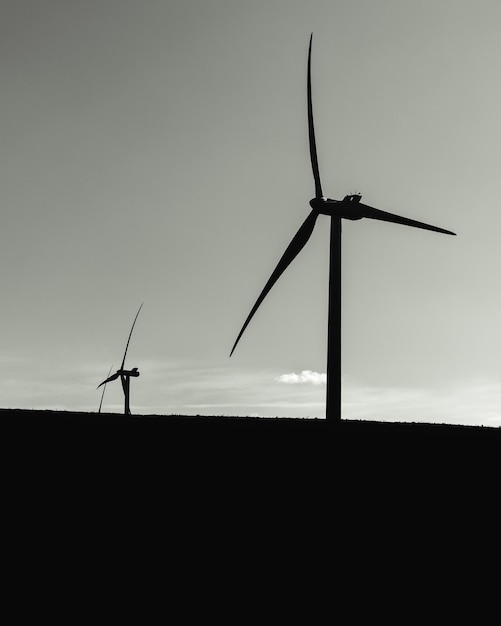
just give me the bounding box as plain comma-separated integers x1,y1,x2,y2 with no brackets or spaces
229,34,456,422
97,303,143,415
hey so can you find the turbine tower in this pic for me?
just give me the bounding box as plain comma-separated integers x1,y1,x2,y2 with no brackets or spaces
98,303,143,415
230,35,455,422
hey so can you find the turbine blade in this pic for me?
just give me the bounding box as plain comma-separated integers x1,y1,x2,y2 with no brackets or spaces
230,210,318,356
98,364,113,413
308,33,323,199
359,203,456,236
97,371,119,389
120,302,144,370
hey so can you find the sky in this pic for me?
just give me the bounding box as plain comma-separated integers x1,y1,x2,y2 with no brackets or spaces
2,0,501,425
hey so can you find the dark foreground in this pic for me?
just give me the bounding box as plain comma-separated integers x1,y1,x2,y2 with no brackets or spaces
1,408,498,435
4,408,498,498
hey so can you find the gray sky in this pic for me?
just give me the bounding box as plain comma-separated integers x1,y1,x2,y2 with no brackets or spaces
2,0,501,425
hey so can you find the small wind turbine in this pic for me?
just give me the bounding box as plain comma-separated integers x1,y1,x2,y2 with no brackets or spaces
230,34,456,422
97,303,143,415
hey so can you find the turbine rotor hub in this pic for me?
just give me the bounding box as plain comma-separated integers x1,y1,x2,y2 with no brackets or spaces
309,196,329,212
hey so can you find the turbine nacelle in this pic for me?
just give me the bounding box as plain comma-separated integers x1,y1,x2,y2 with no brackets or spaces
118,367,140,378
309,194,364,220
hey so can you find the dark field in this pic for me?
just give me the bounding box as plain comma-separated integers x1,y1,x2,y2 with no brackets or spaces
1,408,498,435
4,408,498,496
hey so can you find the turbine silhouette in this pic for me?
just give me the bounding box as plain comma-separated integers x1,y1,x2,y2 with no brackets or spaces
97,303,143,415
230,34,456,422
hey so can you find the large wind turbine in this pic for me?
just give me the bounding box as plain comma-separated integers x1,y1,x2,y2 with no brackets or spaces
230,34,455,421
97,303,143,415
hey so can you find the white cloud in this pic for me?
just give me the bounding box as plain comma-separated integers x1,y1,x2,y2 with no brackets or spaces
276,370,327,385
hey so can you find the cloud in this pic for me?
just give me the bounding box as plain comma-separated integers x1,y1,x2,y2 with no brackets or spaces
276,370,326,385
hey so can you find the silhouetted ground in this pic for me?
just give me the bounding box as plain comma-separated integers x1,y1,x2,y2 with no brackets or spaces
4,408,497,505
1,408,498,435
